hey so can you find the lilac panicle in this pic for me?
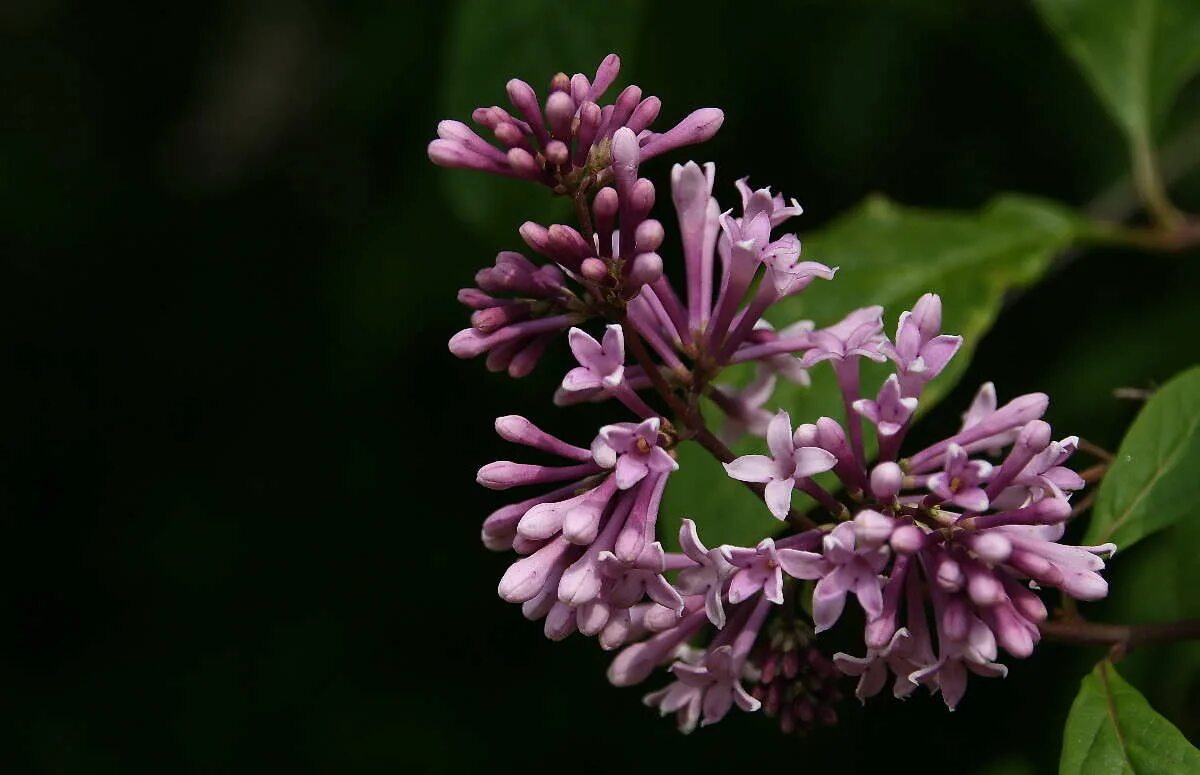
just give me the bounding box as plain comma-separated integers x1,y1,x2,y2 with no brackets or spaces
428,53,723,188
439,54,1113,733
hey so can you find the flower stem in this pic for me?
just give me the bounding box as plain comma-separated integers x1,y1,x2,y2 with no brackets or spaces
1131,131,1183,230
1039,617,1200,660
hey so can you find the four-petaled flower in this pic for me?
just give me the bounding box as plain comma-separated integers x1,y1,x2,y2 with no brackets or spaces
645,645,760,732
853,374,918,437
781,522,889,632
800,306,889,366
563,325,626,392
722,411,837,518
928,443,993,512
884,293,962,396
722,536,820,604
592,417,678,489
676,518,735,628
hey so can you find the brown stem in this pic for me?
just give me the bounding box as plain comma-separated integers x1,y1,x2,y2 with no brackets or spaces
1131,131,1184,229
1078,463,1108,484
621,318,691,422
1085,218,1200,253
573,188,595,241
1039,618,1200,660
1077,437,1114,462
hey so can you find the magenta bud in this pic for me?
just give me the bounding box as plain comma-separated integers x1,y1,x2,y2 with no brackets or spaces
853,509,895,545
519,221,551,254
471,107,498,128
970,531,1013,563
935,556,964,591
589,53,621,100
581,257,609,283
629,178,656,218
638,107,725,159
966,566,1006,606
1036,497,1072,522
1018,420,1053,452
471,304,526,333
545,140,569,166
493,121,526,147
545,91,575,140
575,101,603,163
627,96,662,133
457,288,496,309
497,537,571,603
448,328,489,358
611,127,640,185
505,78,538,112
493,415,538,444
593,186,619,221
890,524,924,554
506,147,541,178
549,71,570,93
643,603,680,632
910,293,943,340
634,219,664,252
870,462,904,500
570,73,590,103
628,252,663,287
543,602,576,641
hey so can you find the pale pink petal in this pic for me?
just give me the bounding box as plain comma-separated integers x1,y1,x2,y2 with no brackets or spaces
723,455,778,483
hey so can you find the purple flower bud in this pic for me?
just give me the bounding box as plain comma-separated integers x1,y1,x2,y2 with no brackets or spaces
639,108,725,159
634,219,665,252
890,525,925,554
581,257,608,282
545,90,575,140
628,252,664,287
870,462,904,500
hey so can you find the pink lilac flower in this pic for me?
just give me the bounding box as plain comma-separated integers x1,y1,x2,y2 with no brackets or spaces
721,411,837,518
641,597,771,731
927,443,993,511
853,374,918,438
780,522,889,632
723,532,821,604
883,293,962,397
562,325,625,391
592,417,678,490
676,518,735,628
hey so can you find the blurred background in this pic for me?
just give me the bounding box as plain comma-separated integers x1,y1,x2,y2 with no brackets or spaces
4,0,1199,771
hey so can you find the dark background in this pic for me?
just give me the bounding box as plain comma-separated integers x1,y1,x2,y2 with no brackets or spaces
4,1,1199,772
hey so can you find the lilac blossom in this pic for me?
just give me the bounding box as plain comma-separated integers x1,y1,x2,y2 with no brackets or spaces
722,411,837,518
883,293,962,397
723,533,821,604
438,56,1116,733
780,522,889,632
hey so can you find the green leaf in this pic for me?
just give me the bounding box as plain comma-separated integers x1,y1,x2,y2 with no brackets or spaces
439,0,644,238
661,194,1080,549
1033,0,1200,148
1060,660,1200,774
1084,366,1200,549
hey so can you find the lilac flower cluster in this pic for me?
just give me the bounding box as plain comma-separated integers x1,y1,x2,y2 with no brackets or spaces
432,54,1114,733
